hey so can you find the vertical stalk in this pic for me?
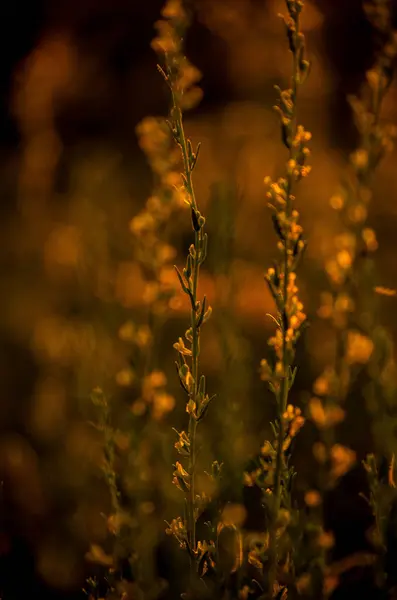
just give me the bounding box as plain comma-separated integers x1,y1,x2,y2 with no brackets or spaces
153,4,215,591
262,1,311,595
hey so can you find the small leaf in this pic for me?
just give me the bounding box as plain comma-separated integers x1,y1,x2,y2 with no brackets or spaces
191,207,201,231
174,265,190,294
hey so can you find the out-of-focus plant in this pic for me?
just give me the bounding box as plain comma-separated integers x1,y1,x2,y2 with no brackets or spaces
304,0,397,597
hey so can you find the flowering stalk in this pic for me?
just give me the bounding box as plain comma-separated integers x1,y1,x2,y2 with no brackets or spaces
260,0,311,594
152,0,216,583
319,0,397,412
306,0,397,595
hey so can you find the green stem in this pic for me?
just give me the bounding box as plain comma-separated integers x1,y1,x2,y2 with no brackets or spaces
267,11,301,595
172,94,201,571
268,379,288,594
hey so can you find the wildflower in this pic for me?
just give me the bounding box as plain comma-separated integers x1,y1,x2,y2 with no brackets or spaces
304,489,322,507
330,194,344,210
152,391,175,419
118,320,136,342
330,444,356,479
345,330,374,364
362,227,378,251
259,358,273,381
336,249,352,269
131,400,146,416
129,212,155,236
161,0,187,23
115,368,135,387
146,370,167,388
313,442,327,464
85,544,113,567
173,336,192,356
174,430,190,455
296,573,311,594
172,461,190,492
323,574,339,596
348,203,367,223
351,148,369,170
313,369,333,396
140,501,155,515
165,516,187,547
135,325,152,348
318,530,335,549
309,397,345,429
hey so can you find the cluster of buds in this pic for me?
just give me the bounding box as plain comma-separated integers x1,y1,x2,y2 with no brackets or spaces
128,370,175,420
324,2,397,291
172,460,190,492
243,440,276,489
262,4,311,389
129,117,183,314
263,269,306,384
282,403,305,450
275,1,311,145
174,336,214,423
314,0,397,499
165,516,188,549
243,407,304,491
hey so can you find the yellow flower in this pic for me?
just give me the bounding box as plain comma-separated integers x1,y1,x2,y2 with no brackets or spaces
309,397,345,429
330,194,344,210
118,320,136,342
135,325,152,348
129,211,155,236
351,148,368,170
330,444,356,479
318,530,335,549
85,544,113,567
336,249,352,269
131,400,146,416
147,370,167,388
151,30,178,55
362,227,378,251
152,391,175,420
175,461,189,478
345,330,374,364
259,358,272,381
313,369,332,396
313,442,327,464
115,368,135,387
304,489,322,507
348,203,367,223
173,336,192,356
180,86,203,110
161,0,187,23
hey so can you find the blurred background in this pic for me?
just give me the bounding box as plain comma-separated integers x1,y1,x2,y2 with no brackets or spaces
1,0,397,598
